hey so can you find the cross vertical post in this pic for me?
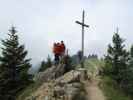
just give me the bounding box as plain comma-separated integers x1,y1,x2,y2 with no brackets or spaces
82,10,84,68
75,10,89,68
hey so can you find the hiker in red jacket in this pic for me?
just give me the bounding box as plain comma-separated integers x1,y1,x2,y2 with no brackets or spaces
53,43,60,64
53,41,66,64
60,41,66,56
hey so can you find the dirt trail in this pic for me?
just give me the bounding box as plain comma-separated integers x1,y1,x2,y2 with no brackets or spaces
85,79,106,100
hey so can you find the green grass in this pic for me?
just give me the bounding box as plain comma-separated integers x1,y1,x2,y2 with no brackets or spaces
76,58,105,78
77,58,104,70
100,76,132,100
85,58,104,70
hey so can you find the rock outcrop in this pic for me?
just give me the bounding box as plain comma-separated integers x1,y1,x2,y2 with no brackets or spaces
34,64,66,82
26,64,88,100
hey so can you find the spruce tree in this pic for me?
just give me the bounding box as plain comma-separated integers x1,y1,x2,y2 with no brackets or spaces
105,32,129,83
39,56,52,72
39,60,46,72
125,45,133,94
0,26,31,100
45,55,52,69
130,45,133,59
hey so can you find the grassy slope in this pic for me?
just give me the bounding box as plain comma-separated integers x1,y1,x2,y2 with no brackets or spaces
100,76,131,100
77,58,104,69
84,58,104,71
84,58,131,100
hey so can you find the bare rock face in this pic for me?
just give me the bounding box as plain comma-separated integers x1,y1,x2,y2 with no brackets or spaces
34,64,66,82
55,70,81,84
27,64,88,100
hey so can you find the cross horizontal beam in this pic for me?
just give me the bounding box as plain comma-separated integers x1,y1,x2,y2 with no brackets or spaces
75,21,89,28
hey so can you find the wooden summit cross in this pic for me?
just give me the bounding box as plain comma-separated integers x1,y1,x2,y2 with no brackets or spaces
75,10,89,68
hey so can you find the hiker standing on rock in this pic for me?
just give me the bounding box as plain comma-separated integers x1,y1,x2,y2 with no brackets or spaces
53,41,66,64
53,43,60,64
60,41,66,57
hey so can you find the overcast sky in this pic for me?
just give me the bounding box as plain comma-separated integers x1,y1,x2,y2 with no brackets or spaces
0,0,133,65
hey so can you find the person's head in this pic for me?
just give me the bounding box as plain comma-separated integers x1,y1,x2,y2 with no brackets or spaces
61,41,64,44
